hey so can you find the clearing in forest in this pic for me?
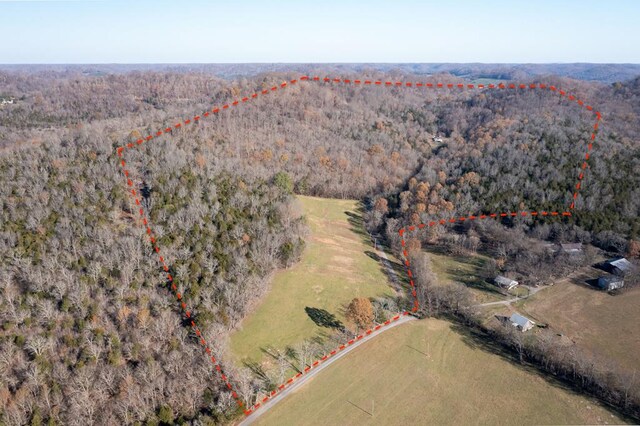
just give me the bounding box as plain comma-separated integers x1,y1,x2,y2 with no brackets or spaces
254,319,625,425
424,248,505,304
230,195,397,365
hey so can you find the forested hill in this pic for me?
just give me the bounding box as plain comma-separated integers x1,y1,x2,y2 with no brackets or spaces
1,62,639,83
0,69,638,424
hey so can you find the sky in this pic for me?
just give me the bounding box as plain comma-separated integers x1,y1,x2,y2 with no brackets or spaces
0,0,639,64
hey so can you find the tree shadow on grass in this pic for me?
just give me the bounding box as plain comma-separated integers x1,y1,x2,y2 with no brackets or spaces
365,250,381,262
426,245,505,297
449,320,634,422
345,206,374,243
305,307,345,331
242,360,269,382
365,249,406,278
259,346,300,373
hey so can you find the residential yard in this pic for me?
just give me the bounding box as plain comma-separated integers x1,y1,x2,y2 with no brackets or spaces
517,266,640,373
230,195,396,365
254,319,624,425
425,248,505,304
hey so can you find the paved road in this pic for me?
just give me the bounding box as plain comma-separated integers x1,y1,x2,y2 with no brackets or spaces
475,285,544,307
239,314,416,425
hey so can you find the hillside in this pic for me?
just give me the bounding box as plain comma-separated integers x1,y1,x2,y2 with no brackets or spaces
1,68,639,424
230,196,396,368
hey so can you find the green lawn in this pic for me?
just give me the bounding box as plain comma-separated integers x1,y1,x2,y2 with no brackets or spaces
255,319,625,425
229,195,395,365
425,248,504,304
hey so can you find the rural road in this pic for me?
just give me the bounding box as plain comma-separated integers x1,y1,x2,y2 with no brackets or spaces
239,314,416,425
475,285,544,307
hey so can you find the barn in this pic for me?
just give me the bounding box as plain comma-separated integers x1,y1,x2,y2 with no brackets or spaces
604,257,634,276
597,275,624,291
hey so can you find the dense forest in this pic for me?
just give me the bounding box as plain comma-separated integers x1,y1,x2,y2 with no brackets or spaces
1,68,639,424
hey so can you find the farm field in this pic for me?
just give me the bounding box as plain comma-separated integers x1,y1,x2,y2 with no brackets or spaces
254,319,625,425
230,195,396,364
517,268,640,373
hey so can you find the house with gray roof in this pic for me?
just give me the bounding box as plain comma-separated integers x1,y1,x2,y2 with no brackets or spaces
604,257,634,276
509,313,535,332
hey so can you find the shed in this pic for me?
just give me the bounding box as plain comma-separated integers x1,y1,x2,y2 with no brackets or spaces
560,243,583,254
605,257,634,276
509,313,535,332
494,275,518,290
597,275,624,291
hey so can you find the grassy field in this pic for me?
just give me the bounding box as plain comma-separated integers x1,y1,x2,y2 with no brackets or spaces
255,319,625,425
230,195,395,365
517,267,640,373
425,248,504,304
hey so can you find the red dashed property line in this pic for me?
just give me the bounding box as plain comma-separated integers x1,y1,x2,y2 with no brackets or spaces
117,153,245,410
243,311,409,415
397,209,572,312
115,75,602,211
244,208,572,415
115,76,599,417
571,112,601,209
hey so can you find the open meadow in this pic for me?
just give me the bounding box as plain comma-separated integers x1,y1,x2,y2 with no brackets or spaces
424,248,505,304
230,196,395,365
254,319,626,425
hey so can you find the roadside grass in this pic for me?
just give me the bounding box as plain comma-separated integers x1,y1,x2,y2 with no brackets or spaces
229,195,396,365
517,266,640,373
255,319,625,425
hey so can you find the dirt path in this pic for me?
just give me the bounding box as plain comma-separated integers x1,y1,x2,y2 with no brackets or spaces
376,246,398,284
475,285,544,307
239,314,417,425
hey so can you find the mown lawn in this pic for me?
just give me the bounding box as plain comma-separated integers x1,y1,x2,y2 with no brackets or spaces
255,319,625,425
229,195,395,365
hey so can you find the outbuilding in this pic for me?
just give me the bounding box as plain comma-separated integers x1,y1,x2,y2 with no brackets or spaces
605,257,634,276
560,243,583,254
509,313,535,332
597,275,624,291
494,275,519,290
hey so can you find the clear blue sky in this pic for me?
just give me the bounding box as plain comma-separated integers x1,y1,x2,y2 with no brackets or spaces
1,0,638,64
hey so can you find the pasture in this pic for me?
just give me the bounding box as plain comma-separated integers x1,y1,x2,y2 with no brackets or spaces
230,196,395,364
254,319,625,425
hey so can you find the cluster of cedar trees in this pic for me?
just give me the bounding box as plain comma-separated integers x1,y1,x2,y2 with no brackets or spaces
0,69,639,424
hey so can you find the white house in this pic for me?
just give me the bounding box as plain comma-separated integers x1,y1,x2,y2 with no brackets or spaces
494,275,518,290
509,313,535,332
